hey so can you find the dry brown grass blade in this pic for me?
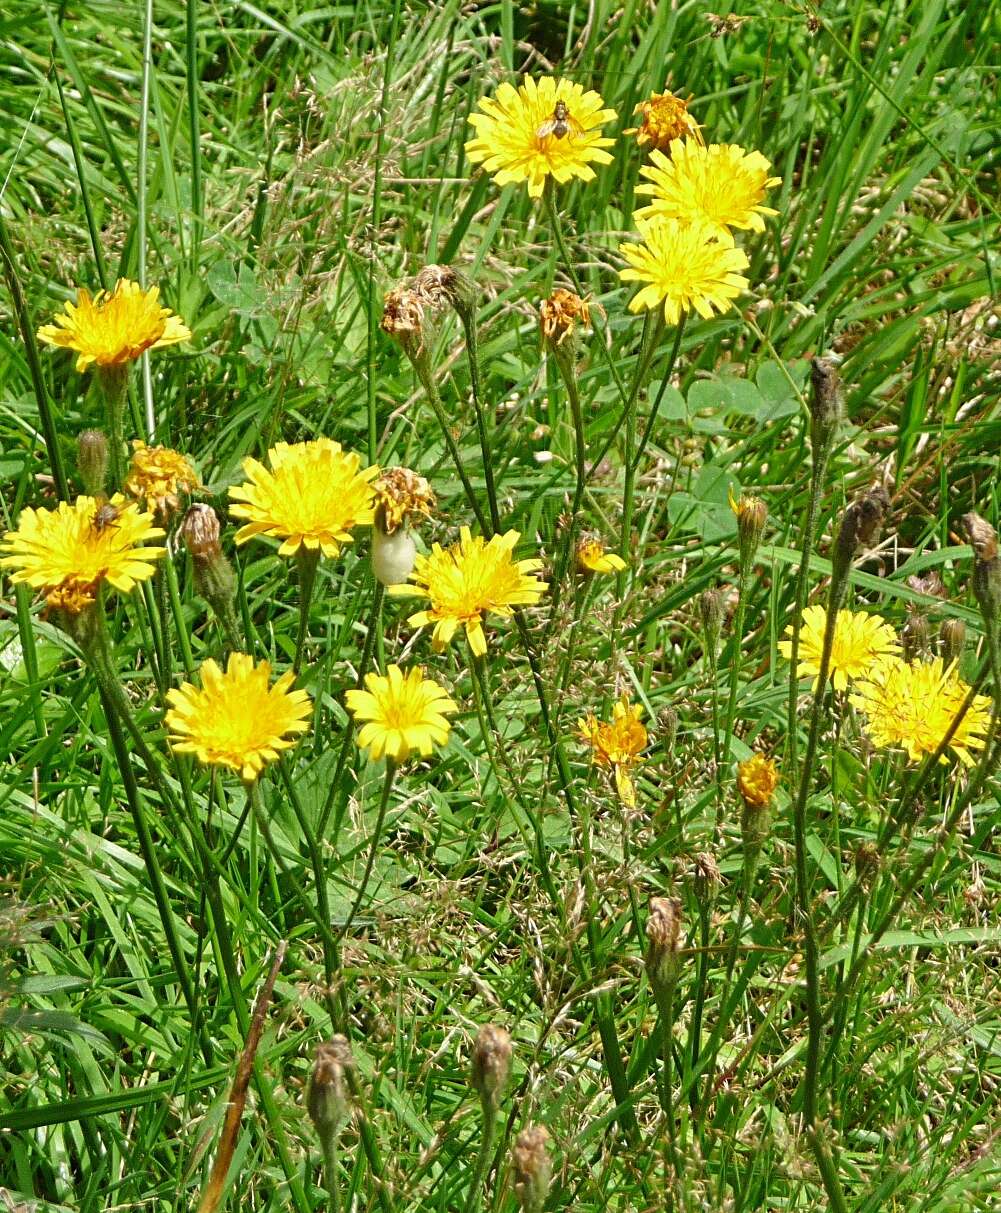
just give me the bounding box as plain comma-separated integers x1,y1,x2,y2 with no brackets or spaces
196,940,289,1213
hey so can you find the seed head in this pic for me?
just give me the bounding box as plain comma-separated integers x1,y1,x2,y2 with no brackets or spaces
470,1024,512,1108
381,286,429,357
657,705,679,756
512,1124,553,1213
834,486,891,577
181,503,222,561
854,842,881,887
413,263,478,320
692,851,722,903
963,513,1001,628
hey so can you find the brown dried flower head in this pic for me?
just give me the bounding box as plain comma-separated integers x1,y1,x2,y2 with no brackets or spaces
374,466,435,535
182,503,222,561
381,286,428,353
412,263,477,317
124,440,199,520
470,1024,512,1106
539,288,591,348
307,1036,353,1135
645,896,683,995
625,89,702,151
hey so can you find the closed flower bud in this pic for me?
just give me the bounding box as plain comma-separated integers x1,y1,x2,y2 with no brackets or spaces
854,842,880,888
182,503,222,560
963,512,1001,629
372,525,417,586
512,1124,553,1213
77,429,109,496
940,617,966,666
645,896,683,999
182,504,240,644
833,486,891,579
307,1036,353,1138
692,851,722,903
470,1025,512,1108
699,587,725,657
729,488,767,571
901,609,930,661
657,705,679,756
808,357,843,451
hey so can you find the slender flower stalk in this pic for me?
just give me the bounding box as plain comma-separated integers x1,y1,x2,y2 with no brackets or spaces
464,1025,512,1213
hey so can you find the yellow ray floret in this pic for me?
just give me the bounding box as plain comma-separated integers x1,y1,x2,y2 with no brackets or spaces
1,494,165,611
36,279,191,373
165,653,312,781
124,440,199,516
465,76,617,198
346,665,457,763
634,139,781,239
577,538,626,575
779,604,900,692
578,694,648,806
390,527,547,656
228,438,378,559
618,218,750,326
851,656,991,767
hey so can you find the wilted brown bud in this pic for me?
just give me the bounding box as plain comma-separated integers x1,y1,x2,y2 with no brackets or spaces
854,842,880,888
940,617,967,666
182,503,222,560
182,504,239,639
808,357,843,452
307,1036,353,1138
905,570,947,600
645,896,683,998
692,852,722,903
539,288,591,350
901,609,930,661
470,1025,512,1108
699,587,725,656
381,286,429,357
834,486,891,577
962,512,999,562
729,488,767,570
963,512,1001,628
78,429,109,496
413,263,477,320
657,706,678,756
512,1125,553,1213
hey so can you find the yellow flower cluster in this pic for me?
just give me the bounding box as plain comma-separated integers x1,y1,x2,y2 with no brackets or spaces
579,694,648,807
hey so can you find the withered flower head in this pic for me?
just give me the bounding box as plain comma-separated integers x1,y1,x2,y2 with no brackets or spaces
905,570,947,600
381,286,429,354
854,842,880,887
470,1024,512,1107
692,851,722,900
707,11,749,37
835,485,891,573
412,263,477,318
624,89,702,151
808,357,843,448
307,1036,353,1135
939,617,966,665
374,466,435,535
181,503,222,560
539,288,591,348
124,440,200,520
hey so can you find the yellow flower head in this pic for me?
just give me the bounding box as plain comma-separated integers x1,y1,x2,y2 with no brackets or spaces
539,288,591,347
779,605,900,692
165,653,312,781
374,467,435,535
634,139,781,239
618,218,750,326
228,438,378,559
851,657,992,767
578,694,648,806
465,76,617,199
36,279,191,374
1,494,165,613
577,537,626,575
124,440,199,518
346,665,457,763
736,753,779,809
625,90,702,152
390,527,547,657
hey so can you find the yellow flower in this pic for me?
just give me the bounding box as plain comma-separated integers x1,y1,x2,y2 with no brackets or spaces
578,694,648,806
374,467,435,535
779,605,900,692
736,753,779,809
346,665,457,763
624,90,702,151
539,288,591,347
1,494,165,612
36,279,191,373
851,657,991,767
165,653,312,781
618,218,749,325
124,441,199,518
634,139,782,239
228,438,378,559
577,537,626,575
465,76,617,198
390,527,547,656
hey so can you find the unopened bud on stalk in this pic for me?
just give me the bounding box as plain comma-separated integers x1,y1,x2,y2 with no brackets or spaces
382,286,431,364
808,357,843,452
307,1036,353,1138
963,512,1001,629
182,504,239,637
181,502,222,560
692,851,722,904
657,705,679,757
901,609,930,661
737,753,779,851
470,1025,512,1109
854,842,880,888
833,486,891,579
78,429,109,496
644,896,683,999
512,1124,553,1213
729,488,767,571
699,587,725,658
940,617,966,666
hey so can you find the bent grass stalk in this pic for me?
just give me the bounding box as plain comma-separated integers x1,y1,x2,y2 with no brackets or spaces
336,759,397,941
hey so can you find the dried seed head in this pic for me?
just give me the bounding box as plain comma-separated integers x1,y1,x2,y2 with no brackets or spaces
645,896,683,997
657,705,679,756
963,512,1001,627
182,503,238,626
413,263,477,319
834,486,891,575
854,842,881,887
939,617,966,666
181,503,222,560
692,851,723,902
77,429,109,496
381,286,430,357
307,1036,353,1137
905,570,947,600
901,609,931,661
512,1124,553,1213
808,357,843,451
470,1025,512,1107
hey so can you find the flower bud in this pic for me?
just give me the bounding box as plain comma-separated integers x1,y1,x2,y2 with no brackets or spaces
901,609,930,661
77,429,109,496
854,842,880,888
833,486,891,580
939,617,966,666
512,1125,553,1213
699,587,725,657
962,512,999,562
645,896,683,1000
657,705,678,757
692,851,722,904
182,504,239,641
808,357,843,452
307,1036,353,1138
372,525,417,587
963,512,1001,630
729,489,767,571
181,503,222,560
470,1025,512,1109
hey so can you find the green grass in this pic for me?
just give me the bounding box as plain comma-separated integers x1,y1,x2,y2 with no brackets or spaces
1,1,1000,1210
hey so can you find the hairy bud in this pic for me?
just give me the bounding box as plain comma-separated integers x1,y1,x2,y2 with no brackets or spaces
77,429,109,497
808,357,843,452
645,896,683,1000
939,617,966,666
834,486,891,578
963,513,1001,631
307,1036,353,1138
512,1124,553,1213
699,587,725,657
470,1025,512,1108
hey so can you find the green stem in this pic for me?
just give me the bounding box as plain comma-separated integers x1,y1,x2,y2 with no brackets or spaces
544,356,587,635
294,548,321,676
416,363,491,534
337,761,397,941
462,1095,498,1213
720,563,751,798
631,315,686,476
654,985,683,1201
320,1134,341,1213
459,309,501,533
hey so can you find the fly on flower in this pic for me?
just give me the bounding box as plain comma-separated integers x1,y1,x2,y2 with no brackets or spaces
535,100,584,142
